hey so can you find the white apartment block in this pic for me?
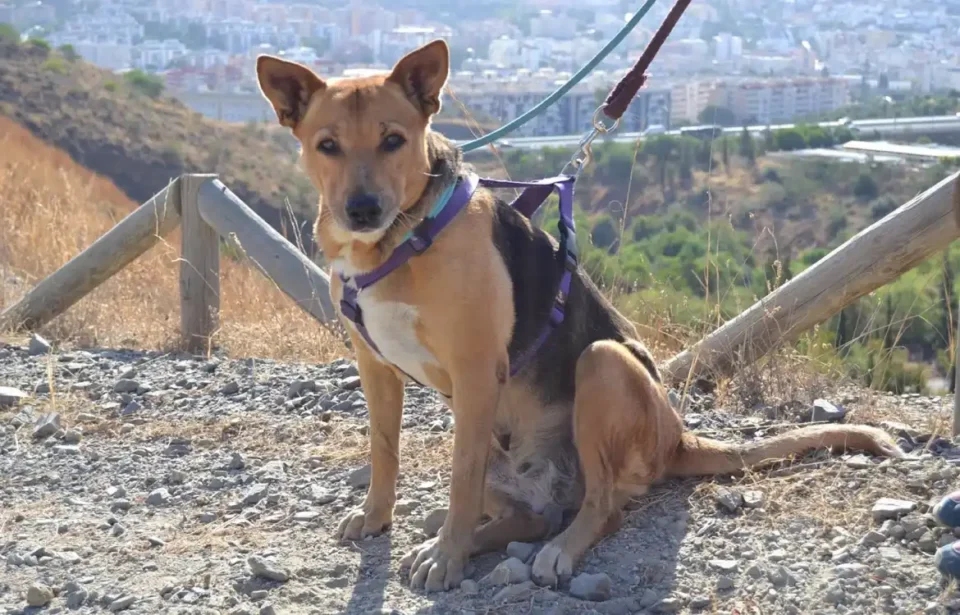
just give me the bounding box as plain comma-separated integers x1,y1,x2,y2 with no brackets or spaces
670,77,850,125
448,74,671,136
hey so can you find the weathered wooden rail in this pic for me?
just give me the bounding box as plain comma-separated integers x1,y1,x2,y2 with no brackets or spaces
2,172,959,432
0,174,337,353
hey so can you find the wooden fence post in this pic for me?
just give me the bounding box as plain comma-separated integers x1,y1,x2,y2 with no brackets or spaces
179,174,221,354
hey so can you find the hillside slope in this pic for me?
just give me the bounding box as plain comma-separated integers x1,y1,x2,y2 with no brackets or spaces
0,41,317,249
0,114,345,361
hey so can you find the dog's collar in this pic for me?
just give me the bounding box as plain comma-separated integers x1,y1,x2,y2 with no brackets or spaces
342,173,478,292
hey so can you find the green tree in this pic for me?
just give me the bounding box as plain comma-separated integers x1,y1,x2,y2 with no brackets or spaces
57,43,79,61
591,216,618,251
853,173,879,200
698,105,738,127
0,22,18,44
739,126,756,165
123,70,165,98
773,128,807,151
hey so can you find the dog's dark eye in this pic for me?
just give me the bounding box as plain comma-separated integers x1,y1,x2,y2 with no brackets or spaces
381,133,406,153
317,138,340,155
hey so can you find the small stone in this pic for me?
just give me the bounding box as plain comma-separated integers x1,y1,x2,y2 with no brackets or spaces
709,559,738,572
260,607,277,615
834,563,867,579
809,399,845,422
506,541,536,562
26,584,53,607
742,490,764,508
714,487,743,512
248,555,290,582
307,485,336,504
28,333,52,355
220,381,240,395
746,563,764,578
0,386,28,408
147,488,171,506
422,508,447,537
340,376,362,390
294,511,320,522
569,572,611,601
493,581,535,603
878,547,902,561
460,579,479,594
107,595,137,611
63,428,83,443
690,596,712,609
918,531,937,553
227,452,246,470
33,412,61,439
346,464,371,489
483,557,530,586
872,498,916,521
121,400,142,415
846,454,874,469
111,523,127,537
860,530,886,546
242,483,269,506
287,380,316,398
147,536,166,547
717,576,735,590
824,584,845,605
653,597,683,613
64,584,88,608
114,379,140,393
54,444,81,455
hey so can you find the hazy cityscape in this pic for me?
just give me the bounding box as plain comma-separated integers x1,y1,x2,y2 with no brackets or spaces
3,0,960,134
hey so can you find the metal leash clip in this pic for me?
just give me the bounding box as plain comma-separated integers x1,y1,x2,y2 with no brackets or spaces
563,107,621,177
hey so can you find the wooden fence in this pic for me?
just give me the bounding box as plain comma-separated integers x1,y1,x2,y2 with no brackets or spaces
2,172,960,432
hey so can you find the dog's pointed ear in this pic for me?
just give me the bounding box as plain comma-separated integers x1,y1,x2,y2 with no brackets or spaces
256,55,326,129
387,39,449,117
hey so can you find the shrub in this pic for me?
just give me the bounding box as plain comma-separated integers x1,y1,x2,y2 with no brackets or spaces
0,22,18,44
853,173,879,201
41,56,67,74
123,69,165,98
773,128,807,151
591,216,618,250
58,44,79,61
26,37,51,56
869,196,898,221
103,80,118,92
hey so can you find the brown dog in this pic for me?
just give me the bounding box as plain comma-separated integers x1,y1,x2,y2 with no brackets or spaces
256,40,904,592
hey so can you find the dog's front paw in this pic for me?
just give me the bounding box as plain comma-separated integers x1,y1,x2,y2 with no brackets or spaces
337,502,393,541
400,536,467,592
531,542,574,587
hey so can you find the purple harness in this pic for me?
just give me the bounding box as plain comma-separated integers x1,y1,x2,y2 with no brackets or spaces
338,173,577,385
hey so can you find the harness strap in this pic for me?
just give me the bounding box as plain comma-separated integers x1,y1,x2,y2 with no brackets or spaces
482,176,577,376
338,172,578,383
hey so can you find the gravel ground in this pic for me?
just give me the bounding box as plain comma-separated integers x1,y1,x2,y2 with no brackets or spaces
2,335,960,615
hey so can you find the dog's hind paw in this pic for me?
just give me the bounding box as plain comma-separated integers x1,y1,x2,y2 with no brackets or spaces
401,536,467,592
531,543,574,587
337,505,392,541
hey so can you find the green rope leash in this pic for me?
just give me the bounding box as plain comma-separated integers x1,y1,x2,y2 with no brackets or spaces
459,0,659,153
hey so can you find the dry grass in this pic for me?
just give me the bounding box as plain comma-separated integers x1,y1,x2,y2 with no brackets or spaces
0,116,347,362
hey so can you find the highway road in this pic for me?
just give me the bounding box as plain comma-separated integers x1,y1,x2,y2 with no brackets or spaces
457,114,960,152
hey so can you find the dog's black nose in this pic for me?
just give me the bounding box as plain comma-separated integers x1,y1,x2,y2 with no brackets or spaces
345,193,382,229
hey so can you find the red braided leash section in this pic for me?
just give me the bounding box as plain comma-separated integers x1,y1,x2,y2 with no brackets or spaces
601,0,693,122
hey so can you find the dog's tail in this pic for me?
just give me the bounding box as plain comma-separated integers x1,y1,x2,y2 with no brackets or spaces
667,424,904,478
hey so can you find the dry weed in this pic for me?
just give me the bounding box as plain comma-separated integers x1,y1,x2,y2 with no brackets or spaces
0,116,347,362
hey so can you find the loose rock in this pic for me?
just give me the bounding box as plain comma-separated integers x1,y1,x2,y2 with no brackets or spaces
248,555,290,582
569,572,611,601
26,583,53,607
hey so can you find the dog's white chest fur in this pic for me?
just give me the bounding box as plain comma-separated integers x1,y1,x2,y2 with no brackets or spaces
355,294,438,385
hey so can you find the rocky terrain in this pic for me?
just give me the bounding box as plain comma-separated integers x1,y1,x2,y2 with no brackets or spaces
2,334,960,615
